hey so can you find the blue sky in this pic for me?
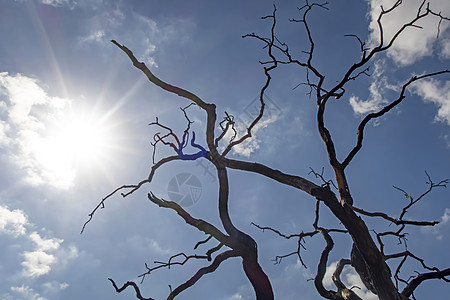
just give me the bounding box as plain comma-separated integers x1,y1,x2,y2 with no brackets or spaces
0,0,449,299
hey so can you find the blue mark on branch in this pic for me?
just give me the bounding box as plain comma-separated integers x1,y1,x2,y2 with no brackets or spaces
176,131,207,160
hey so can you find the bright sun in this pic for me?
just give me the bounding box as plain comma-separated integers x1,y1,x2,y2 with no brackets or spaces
56,115,108,164
33,104,117,188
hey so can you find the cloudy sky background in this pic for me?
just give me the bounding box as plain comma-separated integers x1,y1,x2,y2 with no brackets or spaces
0,0,449,299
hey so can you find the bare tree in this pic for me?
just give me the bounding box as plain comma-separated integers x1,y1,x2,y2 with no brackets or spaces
83,1,449,299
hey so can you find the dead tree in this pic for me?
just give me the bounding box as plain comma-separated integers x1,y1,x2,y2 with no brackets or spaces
83,1,449,299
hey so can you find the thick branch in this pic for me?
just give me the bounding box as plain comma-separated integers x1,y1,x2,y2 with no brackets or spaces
225,158,321,195
111,39,219,165
148,193,231,246
112,40,210,110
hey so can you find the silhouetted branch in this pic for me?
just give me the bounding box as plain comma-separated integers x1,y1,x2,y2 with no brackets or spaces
332,258,351,290
111,40,211,110
103,2,450,299
342,71,450,169
222,6,278,157
139,252,210,282
252,221,346,268
194,235,212,250
385,250,446,290
81,155,179,234
109,278,155,300
309,167,337,190
168,250,239,299
352,206,439,227
401,268,450,298
314,228,335,299
148,193,231,245
215,112,237,147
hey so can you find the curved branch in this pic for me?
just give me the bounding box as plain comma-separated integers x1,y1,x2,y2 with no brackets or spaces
112,40,209,110
222,6,279,157
332,259,351,290
401,268,450,298
139,253,209,282
109,279,155,300
111,40,219,163
81,155,180,234
168,250,239,300
314,229,336,299
342,70,450,168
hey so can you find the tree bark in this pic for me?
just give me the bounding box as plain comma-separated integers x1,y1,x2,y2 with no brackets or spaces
243,258,274,300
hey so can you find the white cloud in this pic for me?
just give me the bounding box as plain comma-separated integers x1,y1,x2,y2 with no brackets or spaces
40,0,75,9
223,285,253,300
10,285,47,300
349,60,399,115
20,232,63,278
79,30,105,44
0,72,76,189
29,232,63,252
324,262,378,300
0,204,74,279
42,281,69,292
412,78,450,125
227,96,282,157
422,208,450,239
41,0,66,6
78,5,195,68
366,0,450,65
21,251,57,278
78,11,159,67
0,206,28,237
323,261,338,289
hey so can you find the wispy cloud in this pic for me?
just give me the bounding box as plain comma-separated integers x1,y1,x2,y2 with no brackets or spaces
349,60,399,115
223,95,283,157
78,5,195,68
79,30,105,44
223,284,253,300
422,208,450,239
42,281,69,293
232,114,280,157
